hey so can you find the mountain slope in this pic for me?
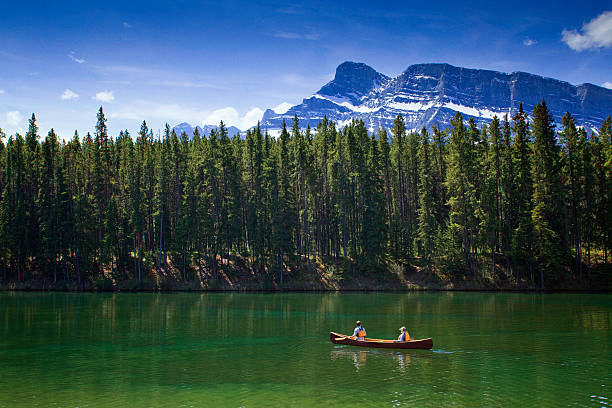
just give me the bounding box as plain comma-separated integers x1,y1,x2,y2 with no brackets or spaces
260,62,612,133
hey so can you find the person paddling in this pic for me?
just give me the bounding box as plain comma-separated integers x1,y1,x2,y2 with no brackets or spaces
352,320,366,341
396,326,410,342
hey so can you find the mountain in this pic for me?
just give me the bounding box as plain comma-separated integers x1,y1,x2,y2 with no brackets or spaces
172,122,242,138
260,61,612,133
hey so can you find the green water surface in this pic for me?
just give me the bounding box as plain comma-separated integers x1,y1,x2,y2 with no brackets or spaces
0,292,610,407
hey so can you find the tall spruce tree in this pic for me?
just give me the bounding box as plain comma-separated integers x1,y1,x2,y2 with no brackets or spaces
415,127,437,265
446,113,478,274
531,100,565,287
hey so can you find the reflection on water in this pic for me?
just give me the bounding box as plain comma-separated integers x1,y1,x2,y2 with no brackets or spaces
330,348,369,370
394,352,411,373
331,348,417,374
0,292,610,407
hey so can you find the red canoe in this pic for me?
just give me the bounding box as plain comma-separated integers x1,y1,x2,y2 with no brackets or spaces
330,331,433,350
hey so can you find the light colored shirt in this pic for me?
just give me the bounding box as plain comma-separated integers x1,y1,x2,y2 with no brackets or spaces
353,326,366,340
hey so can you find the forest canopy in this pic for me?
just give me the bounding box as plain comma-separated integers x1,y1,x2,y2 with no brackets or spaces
0,101,610,290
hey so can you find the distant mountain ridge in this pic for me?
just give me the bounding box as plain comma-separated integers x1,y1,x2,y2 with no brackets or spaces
172,122,242,139
260,61,612,133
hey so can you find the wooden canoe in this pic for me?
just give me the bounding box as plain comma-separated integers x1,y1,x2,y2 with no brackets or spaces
330,331,433,350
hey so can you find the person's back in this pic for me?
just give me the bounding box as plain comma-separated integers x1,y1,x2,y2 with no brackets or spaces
353,320,366,341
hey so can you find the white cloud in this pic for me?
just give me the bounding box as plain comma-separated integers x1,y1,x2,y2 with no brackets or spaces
122,22,132,28
93,91,115,103
204,106,264,130
61,89,79,100
0,90,5,95
68,52,85,64
273,102,293,114
523,38,537,46
603,82,612,89
6,111,22,127
562,11,612,51
109,102,262,131
205,107,239,128
241,108,265,129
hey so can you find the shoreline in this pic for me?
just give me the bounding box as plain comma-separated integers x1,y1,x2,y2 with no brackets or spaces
2,280,608,293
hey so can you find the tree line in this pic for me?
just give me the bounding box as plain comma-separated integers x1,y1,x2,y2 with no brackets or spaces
0,100,610,288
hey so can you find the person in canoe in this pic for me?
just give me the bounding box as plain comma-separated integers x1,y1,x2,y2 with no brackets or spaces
351,320,366,341
396,326,410,342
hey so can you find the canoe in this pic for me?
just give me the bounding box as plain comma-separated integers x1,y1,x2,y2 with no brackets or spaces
330,331,433,350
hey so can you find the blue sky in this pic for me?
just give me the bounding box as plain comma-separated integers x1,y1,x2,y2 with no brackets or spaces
1,0,611,138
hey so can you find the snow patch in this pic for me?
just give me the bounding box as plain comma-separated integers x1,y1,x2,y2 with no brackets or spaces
312,94,382,113
442,102,507,119
412,75,437,81
388,101,436,111
273,102,293,114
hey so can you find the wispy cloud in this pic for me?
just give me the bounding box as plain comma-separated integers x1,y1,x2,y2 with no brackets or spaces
0,90,5,95
91,64,228,90
523,38,537,46
273,32,319,40
93,91,114,103
562,10,612,51
61,89,79,100
144,80,222,89
6,111,23,127
101,80,133,85
68,51,85,64
603,82,612,89
278,72,332,89
122,22,132,28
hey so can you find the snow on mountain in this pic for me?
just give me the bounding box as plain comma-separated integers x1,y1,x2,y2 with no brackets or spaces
260,61,612,133
273,102,293,114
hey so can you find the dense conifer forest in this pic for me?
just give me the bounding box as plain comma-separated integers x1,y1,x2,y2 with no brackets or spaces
0,100,610,290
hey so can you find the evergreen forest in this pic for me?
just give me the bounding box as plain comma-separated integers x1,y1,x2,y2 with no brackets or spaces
0,100,610,290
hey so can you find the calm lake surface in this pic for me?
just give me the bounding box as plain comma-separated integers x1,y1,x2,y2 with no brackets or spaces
0,292,610,407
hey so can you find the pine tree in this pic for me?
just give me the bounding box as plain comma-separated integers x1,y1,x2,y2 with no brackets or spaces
432,125,448,229
486,117,503,266
500,116,516,270
415,127,437,265
278,120,296,273
579,128,595,271
446,113,478,274
391,114,408,258
39,129,59,280
531,100,565,287
219,122,242,265
378,128,394,249
24,114,41,275
593,117,611,262
0,134,27,280
360,133,387,267
511,103,534,282
560,111,583,279
154,125,171,274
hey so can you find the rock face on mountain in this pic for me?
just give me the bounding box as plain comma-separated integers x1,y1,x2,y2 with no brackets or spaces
261,62,612,133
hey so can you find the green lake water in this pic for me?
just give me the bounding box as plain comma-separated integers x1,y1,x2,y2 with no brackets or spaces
0,292,610,407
